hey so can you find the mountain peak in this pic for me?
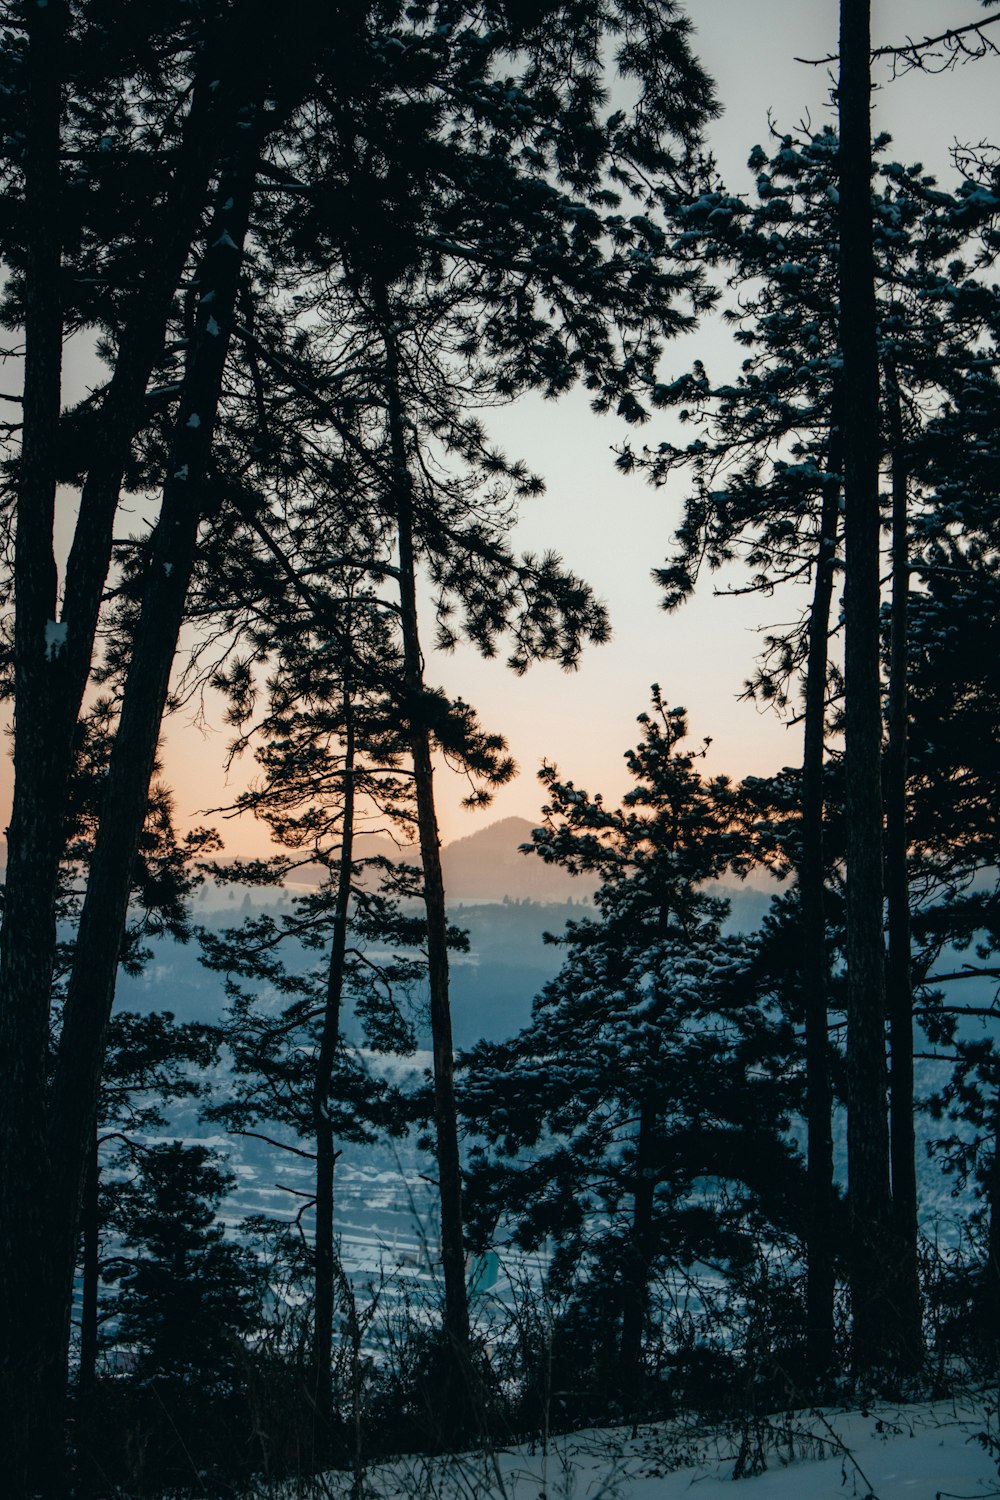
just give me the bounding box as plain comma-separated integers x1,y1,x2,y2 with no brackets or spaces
441,816,593,903
444,815,537,854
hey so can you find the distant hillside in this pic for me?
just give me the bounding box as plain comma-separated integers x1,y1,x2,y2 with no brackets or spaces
213,818,788,908
440,816,596,902
220,816,597,904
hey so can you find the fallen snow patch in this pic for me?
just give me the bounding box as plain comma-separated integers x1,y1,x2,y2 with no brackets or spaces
285,1396,1000,1500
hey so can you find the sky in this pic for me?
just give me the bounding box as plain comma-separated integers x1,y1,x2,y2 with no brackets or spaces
25,1,1000,855
409,0,1000,844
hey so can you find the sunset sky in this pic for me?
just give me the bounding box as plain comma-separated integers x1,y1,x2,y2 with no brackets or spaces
31,1,1000,855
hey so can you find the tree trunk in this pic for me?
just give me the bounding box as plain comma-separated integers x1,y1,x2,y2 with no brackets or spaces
310,667,356,1456
1,49,245,1088
78,1131,101,1401
799,439,841,1385
884,363,923,1369
59,56,241,725
0,4,68,1491
381,319,472,1369
620,1092,657,1403
43,106,265,1449
985,1089,1000,1352
0,55,250,1495
838,0,895,1375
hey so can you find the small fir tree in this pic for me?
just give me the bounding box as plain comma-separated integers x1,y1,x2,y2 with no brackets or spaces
462,693,801,1413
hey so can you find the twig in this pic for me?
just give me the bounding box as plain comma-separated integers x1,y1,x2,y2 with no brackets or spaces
235,1128,318,1161
796,14,1000,68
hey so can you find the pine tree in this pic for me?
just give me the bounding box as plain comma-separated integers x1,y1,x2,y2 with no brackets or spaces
462,693,801,1409
78,1011,222,1398
44,711,225,1400
185,7,722,1370
637,130,848,1380
1,7,338,1484
199,580,433,1458
1,6,720,1482
97,1141,261,1489
108,1142,258,1380
619,114,1000,1378
902,342,1000,1350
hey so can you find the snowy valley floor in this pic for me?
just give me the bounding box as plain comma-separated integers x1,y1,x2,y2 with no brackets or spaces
261,1395,1000,1500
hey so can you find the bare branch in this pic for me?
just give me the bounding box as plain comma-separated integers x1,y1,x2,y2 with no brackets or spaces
796,14,1000,70
232,1128,317,1161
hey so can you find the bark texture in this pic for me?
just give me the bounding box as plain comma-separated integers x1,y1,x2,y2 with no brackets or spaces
620,1092,657,1397
838,0,895,1374
310,681,355,1448
0,3,69,1489
0,51,252,1495
799,441,841,1384
884,366,923,1367
382,321,472,1367
44,103,266,1466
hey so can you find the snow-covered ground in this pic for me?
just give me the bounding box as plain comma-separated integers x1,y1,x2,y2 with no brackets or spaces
254,1396,1000,1499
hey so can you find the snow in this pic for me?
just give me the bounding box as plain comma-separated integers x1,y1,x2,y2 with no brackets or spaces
959,187,1000,210
303,1397,1000,1499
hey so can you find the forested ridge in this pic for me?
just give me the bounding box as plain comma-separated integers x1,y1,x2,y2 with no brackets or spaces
0,1,999,1495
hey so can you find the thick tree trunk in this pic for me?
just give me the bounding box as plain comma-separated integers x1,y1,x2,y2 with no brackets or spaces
884,365,923,1369
310,678,356,1456
0,58,248,1495
2,53,241,1073
59,58,240,723
407,705,472,1361
838,0,895,1375
381,321,472,1368
799,443,841,1384
620,1092,657,1402
0,4,68,1491
41,112,265,1458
